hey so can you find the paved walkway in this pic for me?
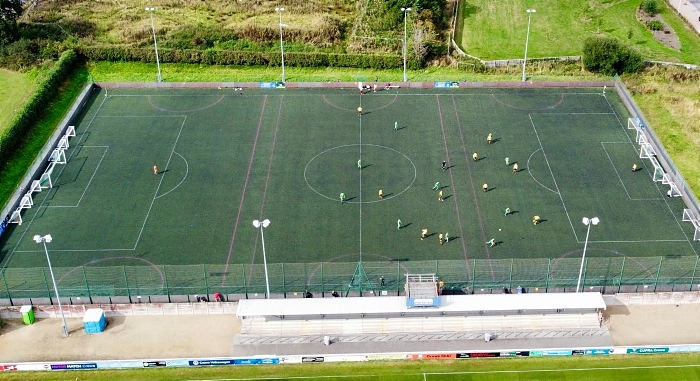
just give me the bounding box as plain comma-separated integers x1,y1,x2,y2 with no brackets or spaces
2,295,700,362
671,0,700,34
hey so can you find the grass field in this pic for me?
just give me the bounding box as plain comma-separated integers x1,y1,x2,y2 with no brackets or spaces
457,0,700,63
0,69,35,133
3,354,700,380
0,84,698,295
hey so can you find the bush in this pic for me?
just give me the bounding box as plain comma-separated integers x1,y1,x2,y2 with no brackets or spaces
582,36,644,76
646,20,664,31
77,46,406,69
641,0,659,15
0,50,78,166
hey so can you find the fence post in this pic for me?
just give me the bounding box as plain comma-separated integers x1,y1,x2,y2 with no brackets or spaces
1,271,12,306
163,265,171,303
690,256,699,291
653,257,663,292
396,261,401,296
82,266,92,304
242,264,248,299
123,266,131,303
545,259,551,291
618,257,626,293
508,258,514,289
42,268,51,302
203,264,209,298
282,263,287,298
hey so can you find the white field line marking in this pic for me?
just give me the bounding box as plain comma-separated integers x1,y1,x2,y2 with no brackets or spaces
528,114,578,242
425,363,700,376
133,115,188,250
155,151,189,199
526,149,558,194
49,146,109,208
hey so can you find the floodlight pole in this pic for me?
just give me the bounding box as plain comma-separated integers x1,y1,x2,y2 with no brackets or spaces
577,217,599,293
521,9,536,82
253,219,271,298
401,7,412,82
146,8,162,83
34,234,69,337
275,7,286,83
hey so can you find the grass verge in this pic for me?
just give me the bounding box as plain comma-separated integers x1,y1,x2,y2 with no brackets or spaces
0,69,36,133
1,353,700,380
0,66,89,209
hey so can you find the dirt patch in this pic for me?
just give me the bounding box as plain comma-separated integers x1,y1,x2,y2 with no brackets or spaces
637,9,681,51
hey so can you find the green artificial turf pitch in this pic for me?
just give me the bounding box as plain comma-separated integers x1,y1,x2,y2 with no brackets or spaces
0,86,698,293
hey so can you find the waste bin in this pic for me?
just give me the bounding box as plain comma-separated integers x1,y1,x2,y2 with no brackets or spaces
20,305,34,325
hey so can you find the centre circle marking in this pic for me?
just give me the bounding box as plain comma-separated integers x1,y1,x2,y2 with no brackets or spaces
304,144,417,203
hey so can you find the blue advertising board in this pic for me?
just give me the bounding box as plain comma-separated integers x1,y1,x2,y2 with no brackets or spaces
434,81,460,89
626,347,669,354
260,82,285,89
50,363,97,370
585,349,613,355
189,358,279,367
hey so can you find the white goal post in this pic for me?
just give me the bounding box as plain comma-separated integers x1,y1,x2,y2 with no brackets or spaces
39,161,57,189
66,125,76,137
49,148,66,164
683,209,700,241
8,208,22,225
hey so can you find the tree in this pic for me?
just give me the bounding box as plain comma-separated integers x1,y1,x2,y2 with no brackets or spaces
582,36,643,76
0,0,23,45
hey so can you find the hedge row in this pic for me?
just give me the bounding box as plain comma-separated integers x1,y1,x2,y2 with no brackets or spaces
77,46,411,69
0,50,78,166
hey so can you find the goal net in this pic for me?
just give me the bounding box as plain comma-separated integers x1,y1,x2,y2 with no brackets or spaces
683,209,700,241
39,161,57,189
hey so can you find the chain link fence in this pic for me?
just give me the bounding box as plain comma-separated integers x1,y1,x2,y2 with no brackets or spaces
2,256,699,304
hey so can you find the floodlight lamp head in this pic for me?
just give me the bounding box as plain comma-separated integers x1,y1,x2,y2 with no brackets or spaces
262,219,271,228
591,217,600,225
276,7,284,12
253,220,261,228
33,235,41,243
145,7,154,11
527,9,536,13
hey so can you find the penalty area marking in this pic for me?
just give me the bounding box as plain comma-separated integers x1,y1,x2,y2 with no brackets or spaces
155,151,189,199
526,148,558,195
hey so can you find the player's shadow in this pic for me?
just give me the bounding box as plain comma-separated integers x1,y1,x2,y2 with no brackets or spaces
425,232,437,238
438,185,450,190
475,157,486,162
443,195,452,200
445,165,456,170
632,167,644,172
399,222,412,229
360,164,372,170
156,169,170,175
484,187,495,192
507,210,519,215
447,235,459,242
536,219,548,224
495,240,504,246
491,138,501,144
345,197,357,202
383,193,393,198
396,125,407,130
515,168,526,173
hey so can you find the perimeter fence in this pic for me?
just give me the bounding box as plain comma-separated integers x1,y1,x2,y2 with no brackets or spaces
2,256,700,305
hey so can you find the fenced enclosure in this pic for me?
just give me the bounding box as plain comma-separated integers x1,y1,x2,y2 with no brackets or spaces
2,81,699,305
2,256,699,304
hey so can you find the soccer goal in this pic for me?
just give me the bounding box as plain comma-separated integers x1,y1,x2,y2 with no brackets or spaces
683,209,700,241
8,208,22,225
29,180,42,194
57,135,69,150
19,192,33,209
649,157,664,182
48,148,66,164
39,161,57,189
66,125,76,137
